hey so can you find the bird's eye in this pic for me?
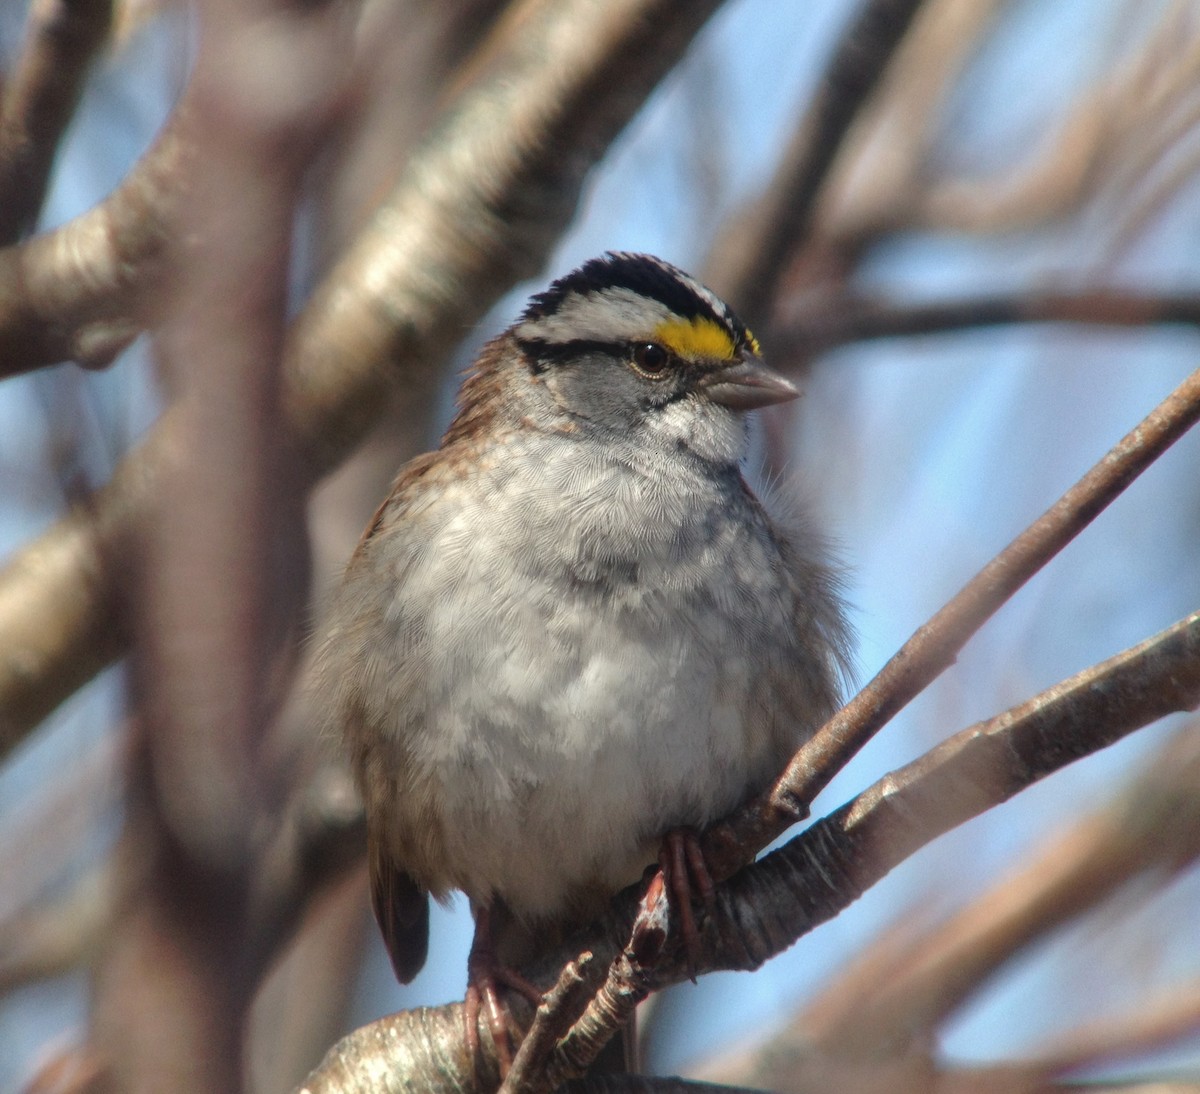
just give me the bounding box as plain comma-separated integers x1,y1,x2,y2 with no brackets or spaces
632,342,670,376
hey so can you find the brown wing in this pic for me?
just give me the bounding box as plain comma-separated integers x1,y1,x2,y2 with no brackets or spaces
368,824,429,984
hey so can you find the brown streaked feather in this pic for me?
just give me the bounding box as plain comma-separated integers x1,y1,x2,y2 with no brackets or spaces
369,824,430,983
348,336,519,566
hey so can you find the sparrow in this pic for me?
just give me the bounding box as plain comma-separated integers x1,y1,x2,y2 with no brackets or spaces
313,251,850,1068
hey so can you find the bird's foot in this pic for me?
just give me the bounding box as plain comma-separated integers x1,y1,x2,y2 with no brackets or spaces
465,907,544,1077
632,827,716,980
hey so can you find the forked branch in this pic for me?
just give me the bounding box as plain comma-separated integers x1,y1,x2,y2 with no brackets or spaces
703,366,1200,878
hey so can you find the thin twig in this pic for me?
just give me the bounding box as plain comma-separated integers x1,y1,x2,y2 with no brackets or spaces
772,289,1200,363
918,2,1200,235
814,0,1010,245
707,0,930,330
500,952,599,1094
701,366,1200,881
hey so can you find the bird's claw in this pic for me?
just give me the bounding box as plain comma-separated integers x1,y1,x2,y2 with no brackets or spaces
631,827,716,980
465,908,544,1078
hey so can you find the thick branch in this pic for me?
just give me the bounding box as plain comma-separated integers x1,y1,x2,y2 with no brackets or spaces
0,109,186,376
89,0,346,1087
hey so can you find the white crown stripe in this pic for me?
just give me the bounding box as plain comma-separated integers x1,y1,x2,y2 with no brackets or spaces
514,287,676,346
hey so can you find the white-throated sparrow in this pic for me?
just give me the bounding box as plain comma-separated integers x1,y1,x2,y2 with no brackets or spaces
314,252,850,1066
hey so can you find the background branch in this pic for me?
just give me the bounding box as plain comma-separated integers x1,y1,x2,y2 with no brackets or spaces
772,289,1200,364
706,0,930,330
0,108,187,377
0,0,114,244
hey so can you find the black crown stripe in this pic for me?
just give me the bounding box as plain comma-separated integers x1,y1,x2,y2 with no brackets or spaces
522,253,749,346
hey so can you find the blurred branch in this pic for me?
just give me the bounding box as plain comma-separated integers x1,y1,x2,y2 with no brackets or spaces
0,0,727,756
802,725,1200,1059
0,859,116,992
281,0,725,477
247,868,372,1094
310,0,510,268
0,730,122,991
772,288,1200,362
0,418,161,756
1037,976,1200,1078
0,110,186,376
814,0,1009,244
0,0,113,244
88,0,347,1085
702,367,1200,879
917,2,1200,234
706,0,929,330
244,758,365,972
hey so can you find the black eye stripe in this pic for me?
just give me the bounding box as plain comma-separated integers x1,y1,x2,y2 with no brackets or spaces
518,337,630,369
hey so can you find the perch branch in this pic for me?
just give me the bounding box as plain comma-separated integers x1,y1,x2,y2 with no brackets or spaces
298,607,1200,1089
701,366,1200,879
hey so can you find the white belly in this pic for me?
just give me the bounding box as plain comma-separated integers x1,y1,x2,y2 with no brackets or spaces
412,585,778,919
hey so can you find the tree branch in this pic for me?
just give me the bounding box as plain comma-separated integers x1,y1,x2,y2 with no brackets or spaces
706,0,930,330
0,107,187,377
296,608,1200,1089
703,611,1200,985
772,289,1200,363
0,0,113,244
701,366,1200,880
88,0,347,1085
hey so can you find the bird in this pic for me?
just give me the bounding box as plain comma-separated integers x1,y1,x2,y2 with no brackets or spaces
312,251,850,1070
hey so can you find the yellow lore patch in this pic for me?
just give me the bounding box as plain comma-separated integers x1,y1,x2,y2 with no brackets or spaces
654,316,742,361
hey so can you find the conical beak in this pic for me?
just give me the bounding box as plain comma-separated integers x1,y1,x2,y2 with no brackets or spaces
698,356,799,410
